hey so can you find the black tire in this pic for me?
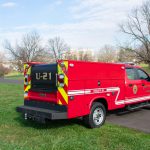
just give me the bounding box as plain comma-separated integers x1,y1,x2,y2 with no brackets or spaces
83,102,106,128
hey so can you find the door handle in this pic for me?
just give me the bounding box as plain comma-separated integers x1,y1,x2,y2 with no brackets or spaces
142,83,145,86
129,84,133,87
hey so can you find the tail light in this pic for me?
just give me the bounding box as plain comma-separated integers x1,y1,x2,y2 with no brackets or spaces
59,74,64,80
24,92,28,99
24,75,28,85
58,74,65,87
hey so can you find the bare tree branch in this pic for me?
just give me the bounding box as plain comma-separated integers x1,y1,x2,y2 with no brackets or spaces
4,31,46,72
120,0,150,66
47,37,70,62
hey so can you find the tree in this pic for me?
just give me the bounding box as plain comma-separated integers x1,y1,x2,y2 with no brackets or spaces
118,47,136,62
0,64,11,77
120,1,150,66
63,49,78,60
77,50,93,61
47,37,70,62
0,52,11,77
4,32,45,72
97,45,117,62
0,52,5,62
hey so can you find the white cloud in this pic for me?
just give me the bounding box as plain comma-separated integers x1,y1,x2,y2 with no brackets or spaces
0,21,120,51
55,0,63,5
45,0,63,12
70,0,145,21
67,0,147,47
0,0,148,52
1,2,17,8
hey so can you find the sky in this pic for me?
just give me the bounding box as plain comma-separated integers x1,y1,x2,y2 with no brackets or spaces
0,0,147,51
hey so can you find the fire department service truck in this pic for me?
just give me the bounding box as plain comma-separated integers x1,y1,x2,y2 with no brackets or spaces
17,60,150,128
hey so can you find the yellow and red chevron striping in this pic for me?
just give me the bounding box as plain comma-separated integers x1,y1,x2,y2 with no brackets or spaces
24,64,31,96
57,60,69,105
57,91,68,105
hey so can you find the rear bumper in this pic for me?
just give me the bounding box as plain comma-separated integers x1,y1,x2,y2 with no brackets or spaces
16,106,67,120
16,100,68,121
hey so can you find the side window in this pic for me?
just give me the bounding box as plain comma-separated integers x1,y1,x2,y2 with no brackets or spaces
137,69,149,80
126,68,137,80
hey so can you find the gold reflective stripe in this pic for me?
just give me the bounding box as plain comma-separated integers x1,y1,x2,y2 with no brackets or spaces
27,67,31,75
64,61,68,86
25,85,31,92
58,87,68,104
24,64,31,75
28,80,31,84
58,100,62,105
64,61,68,70
64,75,68,86
58,64,62,74
24,64,28,70
24,64,31,92
57,61,68,105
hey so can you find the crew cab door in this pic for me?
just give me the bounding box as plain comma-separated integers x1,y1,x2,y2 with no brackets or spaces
125,68,143,103
136,68,150,97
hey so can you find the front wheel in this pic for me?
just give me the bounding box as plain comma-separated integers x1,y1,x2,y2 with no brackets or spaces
83,102,106,128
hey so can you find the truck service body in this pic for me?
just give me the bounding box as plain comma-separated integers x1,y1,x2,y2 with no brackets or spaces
17,60,150,128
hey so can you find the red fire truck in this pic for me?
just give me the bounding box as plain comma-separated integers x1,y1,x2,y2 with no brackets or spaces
17,60,150,128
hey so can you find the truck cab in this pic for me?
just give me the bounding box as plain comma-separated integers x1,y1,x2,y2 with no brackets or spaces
125,65,150,106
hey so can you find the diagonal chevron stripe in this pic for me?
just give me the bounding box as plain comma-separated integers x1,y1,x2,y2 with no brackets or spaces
58,99,62,105
64,61,68,71
57,61,68,105
58,64,68,86
24,64,31,95
25,85,31,92
58,86,68,104
27,67,31,75
64,75,68,86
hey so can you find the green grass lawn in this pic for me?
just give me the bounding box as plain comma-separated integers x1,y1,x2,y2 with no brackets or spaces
4,75,24,80
141,64,150,74
0,83,150,150
4,72,23,80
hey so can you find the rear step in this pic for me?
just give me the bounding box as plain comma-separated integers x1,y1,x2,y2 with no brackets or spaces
117,101,150,115
16,106,67,122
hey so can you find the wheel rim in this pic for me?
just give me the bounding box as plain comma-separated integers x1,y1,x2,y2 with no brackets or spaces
93,107,104,126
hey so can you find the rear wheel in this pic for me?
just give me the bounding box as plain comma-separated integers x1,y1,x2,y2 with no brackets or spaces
83,102,106,128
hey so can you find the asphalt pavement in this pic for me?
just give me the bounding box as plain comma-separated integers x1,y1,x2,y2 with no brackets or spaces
0,78,23,84
0,78,150,133
107,108,150,133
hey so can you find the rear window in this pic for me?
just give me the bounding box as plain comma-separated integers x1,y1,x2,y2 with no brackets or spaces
31,64,57,92
126,68,138,80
